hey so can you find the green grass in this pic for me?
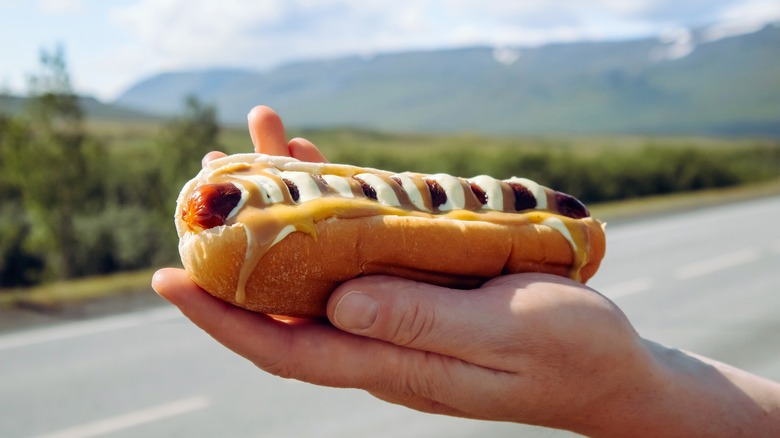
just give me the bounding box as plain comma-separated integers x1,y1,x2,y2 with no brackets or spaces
0,268,160,309
590,178,780,222
93,119,780,159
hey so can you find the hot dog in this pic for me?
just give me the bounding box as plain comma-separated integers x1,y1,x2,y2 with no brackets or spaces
176,153,606,317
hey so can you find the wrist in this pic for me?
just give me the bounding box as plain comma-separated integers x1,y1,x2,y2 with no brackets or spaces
578,339,780,437
563,337,670,437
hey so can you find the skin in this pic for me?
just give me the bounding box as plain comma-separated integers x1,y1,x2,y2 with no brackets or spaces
153,106,780,437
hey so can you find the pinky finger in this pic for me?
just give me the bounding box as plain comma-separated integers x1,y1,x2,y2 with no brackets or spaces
288,137,329,163
367,390,474,419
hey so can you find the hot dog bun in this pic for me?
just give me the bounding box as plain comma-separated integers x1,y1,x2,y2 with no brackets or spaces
176,154,606,317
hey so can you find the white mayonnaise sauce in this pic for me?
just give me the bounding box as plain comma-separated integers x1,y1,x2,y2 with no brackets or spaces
392,172,428,211
322,174,354,198
271,224,297,246
468,175,503,211
427,174,465,211
226,183,249,221
507,177,547,209
278,171,321,203
355,173,401,207
541,217,577,251
232,174,285,204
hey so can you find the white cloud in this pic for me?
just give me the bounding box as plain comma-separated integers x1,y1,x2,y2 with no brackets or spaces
107,0,680,76
652,27,695,60
492,47,521,65
712,1,780,37
109,1,426,74
698,0,780,42
37,0,84,14
110,0,289,69
716,0,780,23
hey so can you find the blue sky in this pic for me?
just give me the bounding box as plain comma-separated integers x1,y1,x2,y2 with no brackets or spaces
1,0,778,101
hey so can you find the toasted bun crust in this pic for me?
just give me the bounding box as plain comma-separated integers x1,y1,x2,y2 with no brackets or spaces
178,212,605,317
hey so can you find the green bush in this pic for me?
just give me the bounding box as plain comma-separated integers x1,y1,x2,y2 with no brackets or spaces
323,137,779,204
0,56,218,287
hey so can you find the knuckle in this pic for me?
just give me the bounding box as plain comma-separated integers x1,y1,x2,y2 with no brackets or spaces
249,327,297,379
253,354,294,380
389,351,454,404
389,298,438,347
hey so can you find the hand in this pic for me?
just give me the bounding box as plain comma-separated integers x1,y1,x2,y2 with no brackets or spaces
152,269,649,429
155,105,780,437
202,105,328,165
163,105,648,427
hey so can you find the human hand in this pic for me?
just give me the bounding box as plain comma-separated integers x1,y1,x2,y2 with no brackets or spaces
155,105,780,436
202,105,328,165
159,104,651,430
153,267,657,433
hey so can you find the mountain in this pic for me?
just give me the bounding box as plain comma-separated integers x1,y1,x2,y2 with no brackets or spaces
0,94,158,122
115,24,780,136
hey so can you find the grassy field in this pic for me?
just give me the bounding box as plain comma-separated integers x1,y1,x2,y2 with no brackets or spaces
0,269,158,309
92,119,780,208
99,120,780,159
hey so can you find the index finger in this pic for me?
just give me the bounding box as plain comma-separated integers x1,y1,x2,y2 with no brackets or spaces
247,105,289,156
150,268,506,417
150,268,402,386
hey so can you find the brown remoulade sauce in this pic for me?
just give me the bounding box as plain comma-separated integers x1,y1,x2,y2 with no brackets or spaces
180,155,597,303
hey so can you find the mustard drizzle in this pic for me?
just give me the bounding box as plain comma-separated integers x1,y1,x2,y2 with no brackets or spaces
197,157,595,302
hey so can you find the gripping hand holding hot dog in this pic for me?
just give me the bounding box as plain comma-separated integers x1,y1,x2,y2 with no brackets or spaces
153,106,780,437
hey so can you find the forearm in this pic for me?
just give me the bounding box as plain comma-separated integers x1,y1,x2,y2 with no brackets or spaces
664,346,780,436
580,340,780,437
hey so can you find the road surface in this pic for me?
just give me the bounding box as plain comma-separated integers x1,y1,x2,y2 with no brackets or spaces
2,196,779,437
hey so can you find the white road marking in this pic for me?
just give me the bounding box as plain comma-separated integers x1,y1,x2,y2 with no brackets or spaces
30,396,210,438
675,248,761,280
0,306,183,352
599,277,652,299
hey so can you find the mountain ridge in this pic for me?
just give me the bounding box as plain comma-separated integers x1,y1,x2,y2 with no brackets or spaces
0,94,159,122
113,23,779,136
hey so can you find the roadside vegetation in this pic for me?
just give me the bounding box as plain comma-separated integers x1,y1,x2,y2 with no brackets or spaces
1,48,779,294
1,48,218,288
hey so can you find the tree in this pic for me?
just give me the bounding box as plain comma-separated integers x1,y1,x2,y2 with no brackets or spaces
0,114,46,286
2,50,223,284
159,95,221,193
10,45,107,279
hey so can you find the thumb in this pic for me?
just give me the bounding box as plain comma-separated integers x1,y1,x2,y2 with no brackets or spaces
327,276,507,359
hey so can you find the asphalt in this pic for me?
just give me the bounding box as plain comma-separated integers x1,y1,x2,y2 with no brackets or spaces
1,195,779,437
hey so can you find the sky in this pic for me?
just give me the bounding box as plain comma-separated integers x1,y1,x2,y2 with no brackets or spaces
1,0,779,101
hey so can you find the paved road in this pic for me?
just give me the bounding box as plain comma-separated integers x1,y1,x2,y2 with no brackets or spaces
1,196,779,438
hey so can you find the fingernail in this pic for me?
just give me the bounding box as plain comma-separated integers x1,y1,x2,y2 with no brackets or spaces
334,291,378,330
150,269,165,294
